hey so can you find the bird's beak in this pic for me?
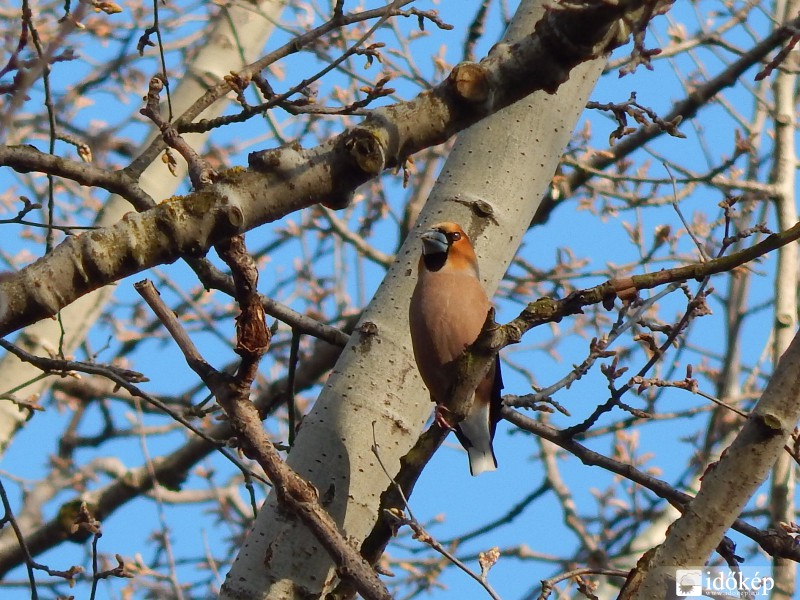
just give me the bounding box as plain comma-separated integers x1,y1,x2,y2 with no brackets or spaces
420,229,449,255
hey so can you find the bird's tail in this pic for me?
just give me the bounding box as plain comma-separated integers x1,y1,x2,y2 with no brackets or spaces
466,446,497,476
457,399,498,476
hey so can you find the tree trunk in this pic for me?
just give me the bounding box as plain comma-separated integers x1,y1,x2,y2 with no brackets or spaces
219,1,610,598
767,0,798,596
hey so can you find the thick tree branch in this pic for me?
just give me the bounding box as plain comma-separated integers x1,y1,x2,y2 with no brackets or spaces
0,0,671,337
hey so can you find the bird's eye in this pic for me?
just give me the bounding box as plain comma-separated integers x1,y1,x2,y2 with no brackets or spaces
450,231,462,242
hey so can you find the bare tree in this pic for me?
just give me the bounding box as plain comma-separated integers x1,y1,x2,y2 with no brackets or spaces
1,1,799,599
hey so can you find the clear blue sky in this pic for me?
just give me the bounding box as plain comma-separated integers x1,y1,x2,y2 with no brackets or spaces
1,1,793,598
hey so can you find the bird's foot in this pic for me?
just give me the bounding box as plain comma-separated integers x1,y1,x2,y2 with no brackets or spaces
434,405,456,431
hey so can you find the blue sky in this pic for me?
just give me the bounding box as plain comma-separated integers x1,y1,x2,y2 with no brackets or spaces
1,1,796,598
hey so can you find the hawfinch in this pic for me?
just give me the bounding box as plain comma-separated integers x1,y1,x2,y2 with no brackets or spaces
409,222,503,476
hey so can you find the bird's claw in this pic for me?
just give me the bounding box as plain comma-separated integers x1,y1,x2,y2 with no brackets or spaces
434,405,456,431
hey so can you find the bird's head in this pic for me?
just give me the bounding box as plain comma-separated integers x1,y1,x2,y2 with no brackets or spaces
419,222,480,276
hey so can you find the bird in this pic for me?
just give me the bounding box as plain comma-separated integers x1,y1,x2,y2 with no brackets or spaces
408,222,503,476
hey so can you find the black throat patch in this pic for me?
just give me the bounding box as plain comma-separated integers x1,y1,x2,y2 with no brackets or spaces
423,251,447,272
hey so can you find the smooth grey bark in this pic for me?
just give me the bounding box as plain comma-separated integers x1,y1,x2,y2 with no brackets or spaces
219,1,610,598
767,1,798,597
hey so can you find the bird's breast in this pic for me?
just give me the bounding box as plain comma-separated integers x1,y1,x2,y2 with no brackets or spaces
409,271,490,401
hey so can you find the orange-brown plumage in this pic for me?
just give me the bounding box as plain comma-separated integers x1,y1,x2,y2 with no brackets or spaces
409,222,503,476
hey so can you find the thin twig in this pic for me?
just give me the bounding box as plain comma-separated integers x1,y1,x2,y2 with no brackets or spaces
666,163,709,261
286,329,301,447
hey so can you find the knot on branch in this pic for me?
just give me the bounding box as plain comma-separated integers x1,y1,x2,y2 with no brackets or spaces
248,141,307,178
451,194,498,224
611,276,638,303
343,127,387,176
220,201,245,232
448,62,492,106
755,412,785,436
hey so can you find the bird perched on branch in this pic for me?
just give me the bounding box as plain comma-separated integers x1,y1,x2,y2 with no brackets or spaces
409,222,503,476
